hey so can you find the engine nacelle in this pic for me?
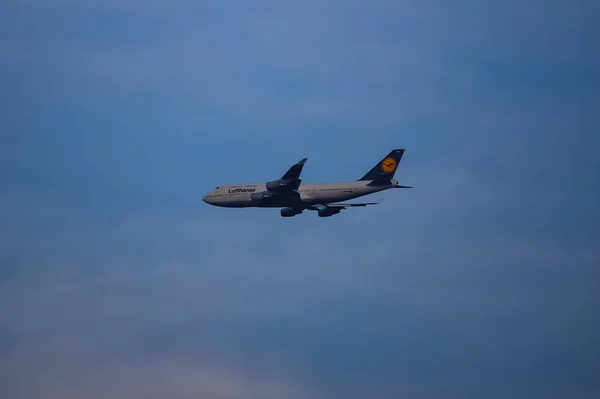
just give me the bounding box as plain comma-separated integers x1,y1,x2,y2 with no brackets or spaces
266,178,301,192
318,208,341,217
266,179,286,192
250,192,265,202
250,191,275,204
281,207,302,217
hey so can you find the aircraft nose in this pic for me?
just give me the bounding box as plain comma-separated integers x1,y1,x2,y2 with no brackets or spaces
203,193,217,205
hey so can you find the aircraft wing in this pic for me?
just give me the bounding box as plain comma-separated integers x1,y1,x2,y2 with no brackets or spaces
260,158,308,206
267,158,307,192
307,198,383,210
324,200,381,208
282,158,307,182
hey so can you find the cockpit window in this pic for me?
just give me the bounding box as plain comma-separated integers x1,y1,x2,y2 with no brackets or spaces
215,186,220,189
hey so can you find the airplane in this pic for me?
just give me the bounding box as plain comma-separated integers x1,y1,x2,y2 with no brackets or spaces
202,149,412,217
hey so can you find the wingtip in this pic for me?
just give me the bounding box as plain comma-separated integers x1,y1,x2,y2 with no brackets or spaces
298,158,307,164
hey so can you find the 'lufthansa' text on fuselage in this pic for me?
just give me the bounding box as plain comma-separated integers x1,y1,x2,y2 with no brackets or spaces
228,188,256,193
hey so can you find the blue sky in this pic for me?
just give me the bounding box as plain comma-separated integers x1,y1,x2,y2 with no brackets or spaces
1,1,599,398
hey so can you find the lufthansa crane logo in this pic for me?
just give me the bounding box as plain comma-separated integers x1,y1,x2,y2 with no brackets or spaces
381,157,397,173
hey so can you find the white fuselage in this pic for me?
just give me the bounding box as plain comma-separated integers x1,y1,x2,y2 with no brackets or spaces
203,179,399,208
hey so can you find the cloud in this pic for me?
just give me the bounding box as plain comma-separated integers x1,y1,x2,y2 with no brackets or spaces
1,358,316,399
2,190,599,397
1,0,600,398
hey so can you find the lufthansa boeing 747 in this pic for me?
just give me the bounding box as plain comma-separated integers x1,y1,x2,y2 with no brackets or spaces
202,149,412,217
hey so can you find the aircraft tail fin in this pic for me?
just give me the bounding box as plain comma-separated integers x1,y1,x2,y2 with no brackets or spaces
358,149,405,182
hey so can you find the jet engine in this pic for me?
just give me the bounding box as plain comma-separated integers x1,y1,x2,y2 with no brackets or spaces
266,178,301,192
250,191,274,205
266,179,285,191
281,207,302,217
318,208,341,217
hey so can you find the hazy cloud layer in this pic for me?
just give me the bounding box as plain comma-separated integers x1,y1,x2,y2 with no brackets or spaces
1,1,599,398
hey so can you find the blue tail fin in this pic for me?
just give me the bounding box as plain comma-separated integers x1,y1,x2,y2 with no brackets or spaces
358,149,405,182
